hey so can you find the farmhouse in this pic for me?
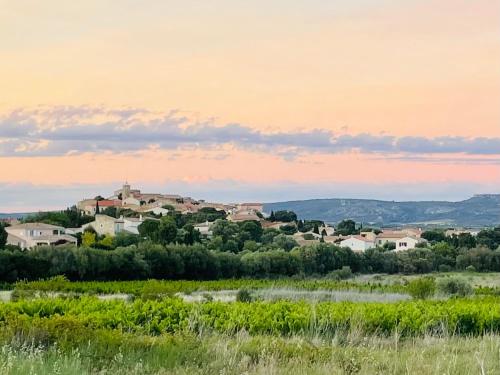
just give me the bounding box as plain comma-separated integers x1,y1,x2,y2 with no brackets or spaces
395,236,427,251
340,235,376,252
5,223,77,249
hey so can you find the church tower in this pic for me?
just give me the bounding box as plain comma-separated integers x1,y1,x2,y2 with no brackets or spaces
122,182,131,199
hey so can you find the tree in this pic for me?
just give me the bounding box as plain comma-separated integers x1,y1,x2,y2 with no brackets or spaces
335,220,358,235
279,224,297,235
82,232,96,247
273,210,297,223
272,234,298,251
178,224,201,245
421,230,446,243
477,227,500,250
98,235,115,250
261,228,280,244
239,220,263,242
101,206,117,218
313,223,320,234
138,220,160,240
0,223,8,248
211,220,239,242
269,211,276,222
95,201,100,214
157,217,178,244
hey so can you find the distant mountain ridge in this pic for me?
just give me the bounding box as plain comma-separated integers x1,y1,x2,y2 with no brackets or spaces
0,213,33,219
264,194,500,227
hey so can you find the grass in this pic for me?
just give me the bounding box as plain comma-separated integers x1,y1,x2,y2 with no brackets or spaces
356,272,500,288
3,274,500,373
0,330,499,374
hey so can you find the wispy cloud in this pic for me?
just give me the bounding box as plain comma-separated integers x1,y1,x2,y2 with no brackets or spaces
1,106,500,159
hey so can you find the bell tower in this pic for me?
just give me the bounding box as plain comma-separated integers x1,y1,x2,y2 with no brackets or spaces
122,181,131,199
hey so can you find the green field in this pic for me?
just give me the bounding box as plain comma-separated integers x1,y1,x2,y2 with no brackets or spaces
2,274,500,374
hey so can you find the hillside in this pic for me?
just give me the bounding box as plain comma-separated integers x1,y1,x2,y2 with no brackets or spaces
264,194,500,227
0,213,32,219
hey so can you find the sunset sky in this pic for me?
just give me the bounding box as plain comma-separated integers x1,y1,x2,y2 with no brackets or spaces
1,0,499,211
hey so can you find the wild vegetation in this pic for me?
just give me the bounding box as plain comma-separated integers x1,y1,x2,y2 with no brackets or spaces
2,210,500,373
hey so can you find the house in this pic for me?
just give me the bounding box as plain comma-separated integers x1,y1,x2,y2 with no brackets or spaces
375,231,407,247
122,197,141,207
193,221,213,237
323,235,342,244
237,203,263,213
340,235,376,252
143,206,170,216
445,229,480,237
77,199,121,215
82,214,158,236
319,225,336,236
395,236,427,252
359,231,378,242
82,214,124,236
122,216,144,235
5,223,77,249
228,211,261,222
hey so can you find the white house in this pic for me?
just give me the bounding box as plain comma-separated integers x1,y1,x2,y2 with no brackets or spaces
148,207,170,216
193,221,213,237
340,235,376,252
395,236,426,252
5,223,77,249
122,216,145,235
82,214,159,236
122,197,141,207
82,215,125,236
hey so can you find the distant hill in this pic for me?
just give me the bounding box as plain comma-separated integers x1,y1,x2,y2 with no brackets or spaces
264,194,500,227
0,212,33,220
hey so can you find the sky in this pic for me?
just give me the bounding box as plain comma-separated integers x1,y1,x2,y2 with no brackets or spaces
0,0,499,212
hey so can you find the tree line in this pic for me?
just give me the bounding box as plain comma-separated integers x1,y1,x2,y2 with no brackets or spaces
1,240,500,282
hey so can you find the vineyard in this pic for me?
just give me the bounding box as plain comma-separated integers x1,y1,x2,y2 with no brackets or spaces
2,277,500,373
13,277,408,296
1,295,500,337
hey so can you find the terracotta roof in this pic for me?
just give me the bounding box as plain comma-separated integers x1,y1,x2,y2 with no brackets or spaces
8,223,64,230
376,232,407,239
343,235,375,243
97,200,118,207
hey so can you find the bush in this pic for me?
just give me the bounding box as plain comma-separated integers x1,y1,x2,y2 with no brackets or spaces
466,265,476,273
438,264,453,272
437,277,473,297
407,277,436,300
236,289,253,302
327,266,353,280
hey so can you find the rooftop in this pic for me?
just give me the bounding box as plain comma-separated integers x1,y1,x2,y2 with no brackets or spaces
8,222,64,230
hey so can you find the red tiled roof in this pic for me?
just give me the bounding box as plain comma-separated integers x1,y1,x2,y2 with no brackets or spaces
97,200,119,207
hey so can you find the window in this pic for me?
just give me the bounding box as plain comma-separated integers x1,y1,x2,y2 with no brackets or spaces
399,242,407,247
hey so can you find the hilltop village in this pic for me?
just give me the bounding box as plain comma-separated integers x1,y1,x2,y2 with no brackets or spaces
1,183,483,253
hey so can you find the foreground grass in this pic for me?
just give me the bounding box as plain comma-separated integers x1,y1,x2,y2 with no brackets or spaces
0,329,498,375
2,296,500,336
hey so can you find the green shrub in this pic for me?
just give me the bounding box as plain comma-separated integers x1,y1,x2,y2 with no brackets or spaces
465,265,476,273
236,289,253,302
438,264,453,272
407,277,436,300
327,266,353,281
437,277,473,297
